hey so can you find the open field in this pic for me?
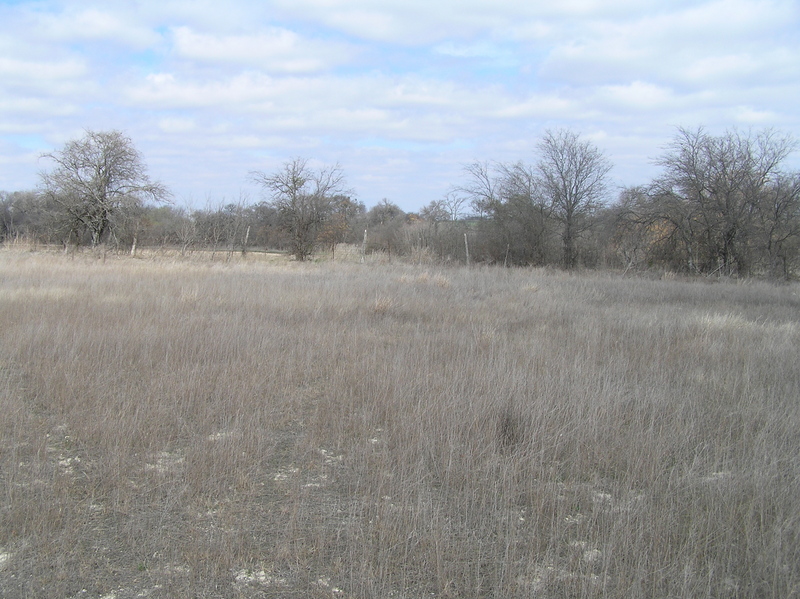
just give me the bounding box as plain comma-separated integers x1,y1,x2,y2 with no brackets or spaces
1,249,799,598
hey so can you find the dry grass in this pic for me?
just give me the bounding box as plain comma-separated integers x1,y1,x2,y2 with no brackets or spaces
1,248,799,598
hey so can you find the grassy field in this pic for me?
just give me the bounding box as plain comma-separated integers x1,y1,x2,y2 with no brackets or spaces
1,249,798,598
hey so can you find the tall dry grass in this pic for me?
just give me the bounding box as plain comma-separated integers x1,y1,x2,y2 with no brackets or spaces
1,249,798,598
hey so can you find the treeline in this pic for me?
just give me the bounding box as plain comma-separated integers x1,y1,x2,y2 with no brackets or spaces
447,127,800,278
2,127,799,278
0,187,425,259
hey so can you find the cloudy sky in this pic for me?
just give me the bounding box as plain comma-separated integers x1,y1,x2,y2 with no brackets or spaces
1,0,798,211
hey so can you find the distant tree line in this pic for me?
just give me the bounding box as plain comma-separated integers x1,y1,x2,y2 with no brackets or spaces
2,127,799,277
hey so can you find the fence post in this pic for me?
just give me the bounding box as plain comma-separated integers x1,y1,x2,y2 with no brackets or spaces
361,229,367,264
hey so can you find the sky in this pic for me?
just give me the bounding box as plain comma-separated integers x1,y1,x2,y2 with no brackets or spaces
1,0,798,212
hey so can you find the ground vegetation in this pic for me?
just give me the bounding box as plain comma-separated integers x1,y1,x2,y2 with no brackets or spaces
0,249,798,597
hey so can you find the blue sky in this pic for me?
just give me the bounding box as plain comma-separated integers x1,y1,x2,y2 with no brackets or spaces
1,0,798,211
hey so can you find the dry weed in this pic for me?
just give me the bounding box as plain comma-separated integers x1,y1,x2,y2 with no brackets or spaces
0,248,798,598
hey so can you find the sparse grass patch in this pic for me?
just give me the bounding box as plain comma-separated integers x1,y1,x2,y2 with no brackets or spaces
1,248,798,597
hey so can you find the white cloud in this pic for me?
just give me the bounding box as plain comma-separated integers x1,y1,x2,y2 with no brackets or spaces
593,81,677,111
266,0,666,43
0,56,87,83
683,54,761,84
733,106,779,124
491,94,577,120
538,0,799,89
129,72,275,109
432,41,519,70
158,117,196,133
0,97,79,118
435,41,506,59
36,7,161,48
171,26,353,72
125,66,575,145
0,0,798,209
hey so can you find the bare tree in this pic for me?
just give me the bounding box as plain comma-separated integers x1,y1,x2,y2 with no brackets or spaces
420,200,449,223
39,130,169,247
318,195,364,258
652,127,797,276
497,161,538,204
498,160,556,265
456,161,499,218
365,199,406,257
454,159,557,265
0,190,40,243
194,199,227,258
440,191,469,221
251,158,349,261
537,129,612,269
607,186,667,272
174,207,197,255
755,172,800,278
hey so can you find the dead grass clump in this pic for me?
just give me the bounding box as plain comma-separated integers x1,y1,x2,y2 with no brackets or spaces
496,403,528,453
372,294,394,315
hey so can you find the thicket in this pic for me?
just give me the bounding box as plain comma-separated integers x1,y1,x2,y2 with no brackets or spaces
2,126,799,277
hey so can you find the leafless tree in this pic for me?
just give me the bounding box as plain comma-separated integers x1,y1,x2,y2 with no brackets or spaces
420,200,449,223
365,199,406,257
454,158,559,265
174,207,197,255
753,172,800,278
251,158,350,261
0,190,40,243
39,130,169,247
440,191,469,221
318,195,364,257
497,160,558,265
652,127,797,276
607,186,666,272
497,161,538,205
456,161,499,217
537,129,612,269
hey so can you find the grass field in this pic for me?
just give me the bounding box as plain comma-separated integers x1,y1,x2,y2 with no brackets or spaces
1,249,799,598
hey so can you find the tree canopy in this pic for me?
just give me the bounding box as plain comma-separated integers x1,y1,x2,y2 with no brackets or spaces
251,158,351,261
39,130,169,247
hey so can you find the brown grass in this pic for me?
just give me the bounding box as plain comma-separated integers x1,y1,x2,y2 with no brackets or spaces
1,248,799,598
